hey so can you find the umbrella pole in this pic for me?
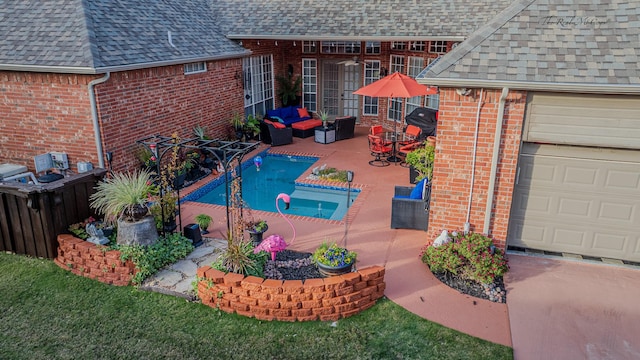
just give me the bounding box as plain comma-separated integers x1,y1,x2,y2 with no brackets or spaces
388,97,402,163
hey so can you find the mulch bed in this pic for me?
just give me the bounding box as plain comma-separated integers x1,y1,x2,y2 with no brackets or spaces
432,271,507,303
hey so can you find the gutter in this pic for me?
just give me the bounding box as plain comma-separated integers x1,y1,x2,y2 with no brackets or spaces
88,72,110,168
226,35,466,42
0,52,251,75
416,78,640,95
483,87,509,235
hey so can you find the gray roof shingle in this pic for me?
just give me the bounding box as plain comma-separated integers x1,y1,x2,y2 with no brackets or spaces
0,0,249,73
209,0,512,39
418,0,640,89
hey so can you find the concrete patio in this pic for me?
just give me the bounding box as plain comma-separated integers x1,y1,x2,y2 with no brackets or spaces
159,126,640,358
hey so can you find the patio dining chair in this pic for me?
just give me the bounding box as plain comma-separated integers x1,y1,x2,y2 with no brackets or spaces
368,135,392,167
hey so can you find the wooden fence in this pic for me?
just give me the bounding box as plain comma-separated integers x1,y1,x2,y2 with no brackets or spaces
0,169,107,259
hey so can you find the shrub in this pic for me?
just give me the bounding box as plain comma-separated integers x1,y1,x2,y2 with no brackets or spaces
212,238,267,277
113,232,194,285
421,232,508,284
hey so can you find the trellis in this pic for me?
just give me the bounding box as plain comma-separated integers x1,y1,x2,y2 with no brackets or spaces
136,135,260,235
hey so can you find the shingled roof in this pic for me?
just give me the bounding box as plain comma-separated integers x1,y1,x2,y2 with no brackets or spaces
418,0,640,93
0,0,249,74
209,0,511,40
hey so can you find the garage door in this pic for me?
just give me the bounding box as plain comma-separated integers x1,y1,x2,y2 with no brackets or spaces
508,143,640,262
523,92,640,149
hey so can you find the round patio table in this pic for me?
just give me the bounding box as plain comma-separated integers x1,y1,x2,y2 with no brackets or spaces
381,131,402,163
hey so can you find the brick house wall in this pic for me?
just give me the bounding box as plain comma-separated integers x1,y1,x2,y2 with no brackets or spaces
0,58,244,174
95,59,244,172
0,71,97,172
426,88,527,250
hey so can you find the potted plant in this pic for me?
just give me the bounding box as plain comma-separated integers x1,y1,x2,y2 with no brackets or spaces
275,73,301,107
405,142,435,184
245,219,268,246
318,109,330,129
244,114,262,140
230,112,244,140
195,213,213,234
89,169,159,245
312,242,357,276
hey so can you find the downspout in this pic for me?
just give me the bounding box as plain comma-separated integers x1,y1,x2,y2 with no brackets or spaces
483,87,509,234
88,72,110,168
465,88,484,234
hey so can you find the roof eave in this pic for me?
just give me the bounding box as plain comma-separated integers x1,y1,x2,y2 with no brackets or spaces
417,78,640,95
227,34,466,42
0,51,251,75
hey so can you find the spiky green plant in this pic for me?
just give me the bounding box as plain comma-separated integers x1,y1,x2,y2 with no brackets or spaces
89,169,155,222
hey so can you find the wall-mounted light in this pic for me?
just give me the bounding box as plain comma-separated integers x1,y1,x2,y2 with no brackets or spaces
293,41,296,47
257,40,260,45
239,40,243,46
380,67,389,77
456,88,472,96
275,41,278,46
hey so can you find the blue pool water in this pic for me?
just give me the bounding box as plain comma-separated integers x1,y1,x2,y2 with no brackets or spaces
187,154,359,220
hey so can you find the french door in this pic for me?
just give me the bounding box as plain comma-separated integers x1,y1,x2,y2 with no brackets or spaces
322,61,360,120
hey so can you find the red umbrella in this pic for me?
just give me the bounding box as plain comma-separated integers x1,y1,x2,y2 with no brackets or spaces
354,72,437,162
353,71,437,98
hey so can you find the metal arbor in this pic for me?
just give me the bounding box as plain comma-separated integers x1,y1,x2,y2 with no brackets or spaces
136,135,260,236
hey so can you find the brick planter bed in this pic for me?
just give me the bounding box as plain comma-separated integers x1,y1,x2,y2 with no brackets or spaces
54,234,136,286
197,265,386,322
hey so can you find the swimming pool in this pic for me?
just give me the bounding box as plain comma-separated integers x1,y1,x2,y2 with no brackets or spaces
184,153,359,220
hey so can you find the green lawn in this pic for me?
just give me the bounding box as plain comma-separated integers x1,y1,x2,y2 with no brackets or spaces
0,253,512,360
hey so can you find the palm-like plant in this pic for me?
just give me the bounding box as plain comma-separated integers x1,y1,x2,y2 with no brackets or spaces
90,169,156,222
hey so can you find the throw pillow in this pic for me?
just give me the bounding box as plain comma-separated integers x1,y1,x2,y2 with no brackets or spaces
270,116,284,123
409,178,427,199
298,107,310,118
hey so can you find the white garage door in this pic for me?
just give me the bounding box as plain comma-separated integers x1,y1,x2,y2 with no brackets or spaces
508,143,640,262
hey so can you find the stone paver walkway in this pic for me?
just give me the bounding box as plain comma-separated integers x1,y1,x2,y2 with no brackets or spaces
140,238,226,300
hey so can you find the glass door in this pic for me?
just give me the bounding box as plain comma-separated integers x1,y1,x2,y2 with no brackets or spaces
342,65,360,120
322,61,361,120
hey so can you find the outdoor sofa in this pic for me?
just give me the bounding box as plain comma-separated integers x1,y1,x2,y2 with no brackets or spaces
391,178,431,230
333,116,356,141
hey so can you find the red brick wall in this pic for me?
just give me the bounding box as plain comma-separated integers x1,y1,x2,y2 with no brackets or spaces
0,59,244,174
95,60,244,172
426,88,527,250
0,72,97,172
54,234,136,286
197,265,386,322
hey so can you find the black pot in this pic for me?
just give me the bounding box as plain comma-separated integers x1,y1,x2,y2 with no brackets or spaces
173,172,186,189
316,262,354,277
409,166,419,184
248,224,268,246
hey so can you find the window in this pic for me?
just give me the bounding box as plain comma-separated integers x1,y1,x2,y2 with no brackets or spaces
321,41,361,54
302,41,317,54
243,55,274,117
363,61,380,115
388,55,405,121
184,62,206,74
425,91,440,110
410,41,426,52
302,59,317,112
429,41,448,54
365,41,381,54
405,57,425,115
391,41,406,50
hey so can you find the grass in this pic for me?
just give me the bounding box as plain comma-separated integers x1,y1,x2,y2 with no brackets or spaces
0,253,513,360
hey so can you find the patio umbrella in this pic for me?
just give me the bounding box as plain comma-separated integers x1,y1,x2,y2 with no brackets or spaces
354,72,437,162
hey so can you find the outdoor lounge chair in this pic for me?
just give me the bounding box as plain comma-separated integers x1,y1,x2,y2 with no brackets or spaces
391,179,431,230
260,121,293,146
333,116,356,141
